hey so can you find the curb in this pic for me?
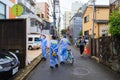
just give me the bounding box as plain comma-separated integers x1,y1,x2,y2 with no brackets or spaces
91,56,100,63
13,54,42,80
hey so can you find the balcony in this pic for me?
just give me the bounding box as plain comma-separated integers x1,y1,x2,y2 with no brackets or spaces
29,0,36,6
18,0,36,14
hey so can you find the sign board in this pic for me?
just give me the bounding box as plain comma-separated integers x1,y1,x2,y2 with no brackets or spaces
12,4,23,16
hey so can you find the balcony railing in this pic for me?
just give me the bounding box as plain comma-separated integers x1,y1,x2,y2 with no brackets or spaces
18,0,36,14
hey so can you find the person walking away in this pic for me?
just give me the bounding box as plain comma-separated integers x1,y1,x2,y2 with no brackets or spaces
39,34,47,61
59,35,71,64
49,36,59,69
79,36,86,56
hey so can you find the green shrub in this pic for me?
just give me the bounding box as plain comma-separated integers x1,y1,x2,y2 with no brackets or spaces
109,10,120,36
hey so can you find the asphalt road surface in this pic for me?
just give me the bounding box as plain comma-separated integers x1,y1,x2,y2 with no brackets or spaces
26,46,120,80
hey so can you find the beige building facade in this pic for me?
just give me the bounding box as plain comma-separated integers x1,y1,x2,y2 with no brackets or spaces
36,2,49,21
83,5,110,38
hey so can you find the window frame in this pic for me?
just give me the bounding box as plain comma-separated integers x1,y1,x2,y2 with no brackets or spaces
84,15,89,23
28,37,33,41
0,1,6,19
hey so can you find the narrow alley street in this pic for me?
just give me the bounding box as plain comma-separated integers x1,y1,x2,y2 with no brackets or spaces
26,46,120,80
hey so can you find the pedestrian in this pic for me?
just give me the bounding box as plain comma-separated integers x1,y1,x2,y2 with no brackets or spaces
79,36,86,56
39,34,47,61
49,35,59,69
59,35,71,64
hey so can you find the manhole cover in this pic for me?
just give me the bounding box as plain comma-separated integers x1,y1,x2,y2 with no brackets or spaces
73,68,89,76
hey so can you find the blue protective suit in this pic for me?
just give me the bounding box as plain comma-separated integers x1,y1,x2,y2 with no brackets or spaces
49,40,59,67
39,38,47,59
59,38,70,62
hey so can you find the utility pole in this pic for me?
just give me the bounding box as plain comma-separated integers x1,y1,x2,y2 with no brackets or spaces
53,0,56,36
92,0,95,56
52,0,60,37
58,4,61,37
92,0,95,39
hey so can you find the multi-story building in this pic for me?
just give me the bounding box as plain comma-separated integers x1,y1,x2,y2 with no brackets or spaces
0,0,17,19
71,1,82,16
82,4,110,38
18,0,36,14
110,0,120,12
35,2,49,22
63,11,72,29
17,0,44,34
69,13,82,43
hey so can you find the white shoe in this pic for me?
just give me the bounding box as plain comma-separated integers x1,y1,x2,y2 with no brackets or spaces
80,54,83,57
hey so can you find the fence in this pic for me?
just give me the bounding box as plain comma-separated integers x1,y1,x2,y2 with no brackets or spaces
90,36,120,72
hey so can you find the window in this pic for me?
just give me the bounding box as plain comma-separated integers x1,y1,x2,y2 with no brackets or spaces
0,2,6,19
31,21,34,26
35,37,39,41
41,14,44,18
28,37,33,41
84,15,89,23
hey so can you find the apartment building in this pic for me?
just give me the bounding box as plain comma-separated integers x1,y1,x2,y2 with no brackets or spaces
63,11,72,29
69,13,82,43
17,0,44,34
82,5,110,38
35,2,49,21
18,0,36,14
0,0,17,19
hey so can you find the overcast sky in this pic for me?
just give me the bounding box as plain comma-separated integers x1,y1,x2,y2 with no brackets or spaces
36,0,109,29
36,0,109,13
36,0,89,13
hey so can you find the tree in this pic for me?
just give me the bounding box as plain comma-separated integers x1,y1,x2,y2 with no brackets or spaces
79,30,82,36
109,10,120,36
61,29,67,35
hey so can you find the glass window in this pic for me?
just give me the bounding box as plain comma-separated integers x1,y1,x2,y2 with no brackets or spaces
31,21,34,26
84,15,89,23
0,15,5,19
35,37,39,41
0,2,6,19
28,37,33,41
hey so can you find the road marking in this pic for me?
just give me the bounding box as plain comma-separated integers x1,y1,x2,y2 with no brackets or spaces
73,67,90,76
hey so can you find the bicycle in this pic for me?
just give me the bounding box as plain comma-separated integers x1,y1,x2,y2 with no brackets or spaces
65,49,74,65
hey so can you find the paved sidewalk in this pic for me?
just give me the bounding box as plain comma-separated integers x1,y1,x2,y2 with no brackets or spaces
27,49,41,63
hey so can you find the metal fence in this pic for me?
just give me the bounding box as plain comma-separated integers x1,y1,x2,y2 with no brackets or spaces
90,36,120,72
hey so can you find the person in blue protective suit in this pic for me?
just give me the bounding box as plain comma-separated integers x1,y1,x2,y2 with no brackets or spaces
59,35,71,64
49,35,59,69
39,34,47,61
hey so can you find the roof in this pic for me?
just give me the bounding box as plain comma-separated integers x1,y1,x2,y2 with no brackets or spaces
69,13,82,22
82,5,109,17
74,13,82,17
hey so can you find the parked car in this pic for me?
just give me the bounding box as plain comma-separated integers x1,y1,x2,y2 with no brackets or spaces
28,34,41,50
0,50,19,80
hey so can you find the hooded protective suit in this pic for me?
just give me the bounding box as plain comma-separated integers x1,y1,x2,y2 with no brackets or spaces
59,38,70,63
49,40,59,67
39,37,47,59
